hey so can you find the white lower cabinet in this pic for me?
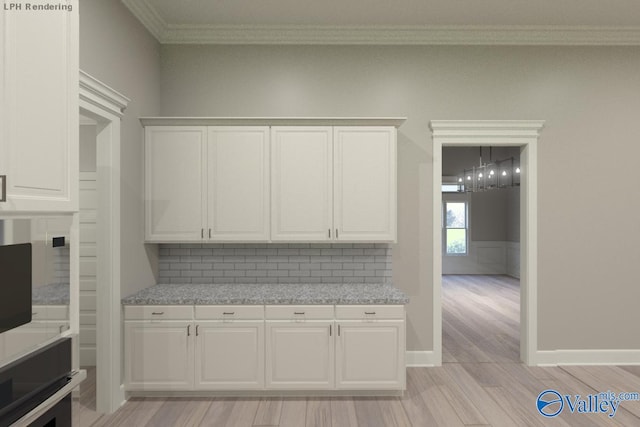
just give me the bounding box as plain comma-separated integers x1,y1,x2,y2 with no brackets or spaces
336,321,405,390
195,321,264,390
124,304,405,393
124,321,194,391
265,321,334,389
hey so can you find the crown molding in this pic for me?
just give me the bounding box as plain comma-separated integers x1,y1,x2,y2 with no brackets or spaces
80,70,131,118
121,0,167,41
139,117,407,127
161,25,640,46
121,1,640,46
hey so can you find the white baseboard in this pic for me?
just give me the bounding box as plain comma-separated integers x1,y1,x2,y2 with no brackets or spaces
536,349,640,366
406,351,438,367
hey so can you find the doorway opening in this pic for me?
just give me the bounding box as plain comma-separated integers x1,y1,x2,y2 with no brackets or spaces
430,120,544,366
441,146,521,362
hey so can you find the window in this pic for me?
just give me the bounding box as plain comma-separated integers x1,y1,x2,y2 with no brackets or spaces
444,201,467,255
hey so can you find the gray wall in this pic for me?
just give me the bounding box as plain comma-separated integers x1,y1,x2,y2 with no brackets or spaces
79,1,161,298
160,44,640,352
79,124,96,173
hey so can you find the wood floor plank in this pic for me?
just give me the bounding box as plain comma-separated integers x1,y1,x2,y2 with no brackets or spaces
428,366,489,425
91,398,164,427
444,363,520,427
330,398,358,427
305,398,332,427
400,367,440,425
253,398,282,426
144,398,213,427
278,397,307,427
353,397,387,427
198,397,236,427
376,398,412,427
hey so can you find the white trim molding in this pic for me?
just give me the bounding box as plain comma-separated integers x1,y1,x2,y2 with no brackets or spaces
536,350,640,366
405,351,438,367
118,2,640,46
430,120,544,367
79,70,130,414
80,71,130,118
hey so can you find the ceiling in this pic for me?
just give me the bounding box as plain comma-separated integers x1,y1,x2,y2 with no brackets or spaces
122,0,640,45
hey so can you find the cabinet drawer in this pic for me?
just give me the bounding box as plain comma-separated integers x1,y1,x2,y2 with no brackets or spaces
335,305,404,320
265,305,334,320
124,305,194,320
195,305,264,320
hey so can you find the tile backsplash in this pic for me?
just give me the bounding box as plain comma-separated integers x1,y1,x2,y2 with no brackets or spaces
158,243,392,284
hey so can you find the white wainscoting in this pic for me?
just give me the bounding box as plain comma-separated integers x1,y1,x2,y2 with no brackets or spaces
79,173,97,366
507,241,520,279
443,240,521,277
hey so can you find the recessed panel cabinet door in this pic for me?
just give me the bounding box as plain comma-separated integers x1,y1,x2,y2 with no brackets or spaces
266,321,334,389
335,321,405,390
0,1,78,212
271,127,333,241
334,127,396,242
145,127,206,241
208,127,270,240
194,321,264,390
124,321,194,391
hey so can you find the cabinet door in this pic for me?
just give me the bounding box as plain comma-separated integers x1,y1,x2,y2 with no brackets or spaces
266,321,334,389
0,1,78,212
194,321,264,390
145,127,206,241
335,321,405,390
124,321,194,391
271,127,333,241
333,127,396,242
207,127,270,241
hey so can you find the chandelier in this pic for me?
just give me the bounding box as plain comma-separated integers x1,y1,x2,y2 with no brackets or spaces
457,147,520,192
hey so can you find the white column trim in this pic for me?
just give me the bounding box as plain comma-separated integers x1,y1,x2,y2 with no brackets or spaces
79,70,130,414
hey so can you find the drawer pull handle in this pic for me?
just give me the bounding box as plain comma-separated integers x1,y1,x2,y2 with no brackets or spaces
187,325,191,336
329,324,332,336
294,312,305,315
364,312,376,315
0,175,6,203
196,325,199,336
223,312,235,315
151,312,164,315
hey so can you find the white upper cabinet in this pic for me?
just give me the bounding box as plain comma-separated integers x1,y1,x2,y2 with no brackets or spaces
271,127,333,241
145,126,207,241
207,127,270,241
334,127,396,242
143,118,402,243
0,1,79,212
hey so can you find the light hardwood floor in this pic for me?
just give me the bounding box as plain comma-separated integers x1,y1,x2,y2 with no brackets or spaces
75,275,640,426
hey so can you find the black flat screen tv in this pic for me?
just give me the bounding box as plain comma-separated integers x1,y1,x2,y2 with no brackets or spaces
0,243,32,334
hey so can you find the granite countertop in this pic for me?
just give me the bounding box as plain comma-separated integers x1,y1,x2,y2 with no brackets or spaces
32,283,70,305
121,283,409,305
